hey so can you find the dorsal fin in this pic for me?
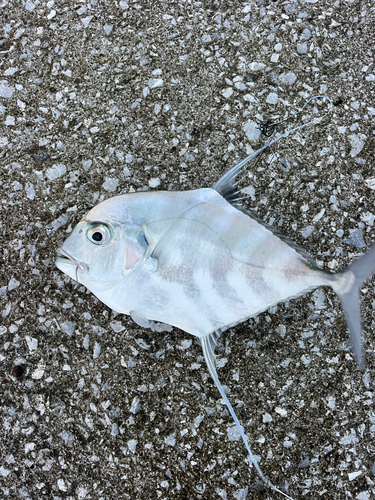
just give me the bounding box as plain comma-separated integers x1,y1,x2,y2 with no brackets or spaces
236,205,319,269
212,143,269,207
213,96,332,207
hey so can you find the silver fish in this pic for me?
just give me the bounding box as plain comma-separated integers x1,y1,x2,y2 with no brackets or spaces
56,110,375,500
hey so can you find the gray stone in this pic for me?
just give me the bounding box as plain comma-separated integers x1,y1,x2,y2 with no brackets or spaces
343,229,366,248
46,163,66,181
61,321,76,337
297,43,308,54
301,28,312,40
279,71,297,84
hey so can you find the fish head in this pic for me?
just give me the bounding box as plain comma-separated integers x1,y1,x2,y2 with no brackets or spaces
55,197,149,293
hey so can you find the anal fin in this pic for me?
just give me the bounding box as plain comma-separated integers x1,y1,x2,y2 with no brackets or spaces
200,332,294,500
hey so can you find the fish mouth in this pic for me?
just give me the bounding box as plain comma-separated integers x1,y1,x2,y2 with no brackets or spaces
56,248,89,277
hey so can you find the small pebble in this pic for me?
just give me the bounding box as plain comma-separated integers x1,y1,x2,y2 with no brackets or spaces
266,92,278,104
343,229,365,248
12,365,25,378
279,72,297,85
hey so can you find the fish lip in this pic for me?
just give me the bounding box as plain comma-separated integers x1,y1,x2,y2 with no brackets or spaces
56,248,89,273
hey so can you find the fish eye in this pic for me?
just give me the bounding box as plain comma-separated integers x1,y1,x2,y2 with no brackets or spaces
87,224,112,245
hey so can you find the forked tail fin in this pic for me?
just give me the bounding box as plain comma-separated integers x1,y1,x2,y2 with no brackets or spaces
330,244,375,369
201,333,295,500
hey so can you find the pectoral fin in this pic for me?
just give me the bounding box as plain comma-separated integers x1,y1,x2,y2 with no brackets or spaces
130,310,173,333
130,310,152,329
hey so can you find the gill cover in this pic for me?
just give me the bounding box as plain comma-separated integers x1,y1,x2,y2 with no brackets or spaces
124,225,149,272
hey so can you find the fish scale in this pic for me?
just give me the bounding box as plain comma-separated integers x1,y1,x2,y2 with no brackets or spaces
56,97,375,500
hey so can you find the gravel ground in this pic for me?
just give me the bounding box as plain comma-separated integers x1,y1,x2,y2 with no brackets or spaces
1,1,375,499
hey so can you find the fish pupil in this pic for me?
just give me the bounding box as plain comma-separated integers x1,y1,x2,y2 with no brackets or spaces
92,232,103,242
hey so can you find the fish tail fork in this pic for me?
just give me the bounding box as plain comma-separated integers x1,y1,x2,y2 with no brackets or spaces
330,244,375,369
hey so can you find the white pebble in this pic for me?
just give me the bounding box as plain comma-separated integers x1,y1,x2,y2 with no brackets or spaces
243,94,256,103
0,466,11,477
297,43,308,54
82,159,92,171
93,342,101,359
222,87,233,98
81,16,92,28
194,415,204,428
340,430,359,445
15,28,25,39
301,354,311,366
46,214,69,231
276,324,286,337
243,121,261,141
348,471,362,481
312,208,325,222
25,1,36,11
76,5,87,15
104,24,113,35
83,335,89,350
26,336,38,353
130,397,141,414
127,439,138,453
61,321,75,336
233,487,248,500
110,320,125,333
301,226,314,239
8,277,20,290
4,67,18,76
248,62,265,71
356,492,370,500
327,396,336,410
365,178,375,190
348,133,366,157
25,442,35,453
46,163,66,181
227,425,241,441
32,360,46,380
102,177,119,192
25,182,35,200
275,407,287,417
279,72,297,85
165,432,176,446
148,78,163,89
57,479,67,491
149,178,160,188
266,92,278,104
0,81,15,98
